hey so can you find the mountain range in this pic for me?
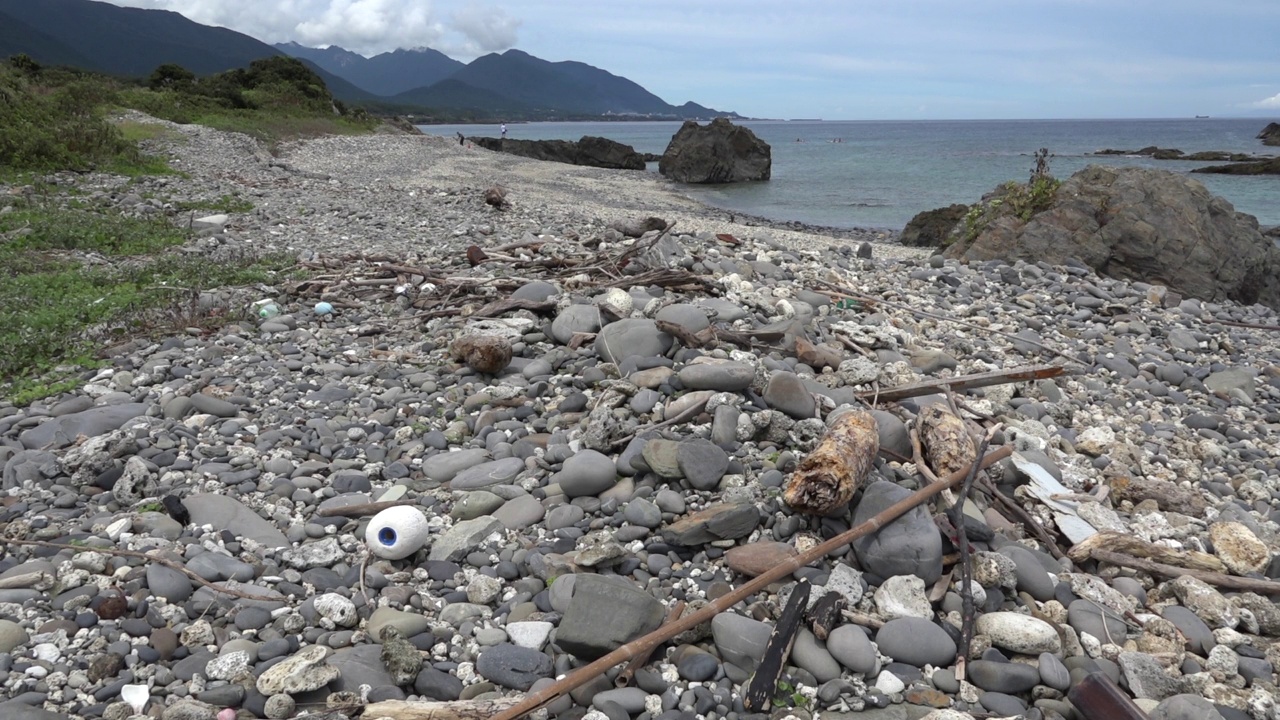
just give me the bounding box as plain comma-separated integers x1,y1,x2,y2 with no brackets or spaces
0,0,736,120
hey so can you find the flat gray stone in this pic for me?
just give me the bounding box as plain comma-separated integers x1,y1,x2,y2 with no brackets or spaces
595,318,672,363
493,494,544,530
676,439,729,490
764,371,816,419
423,449,490,483
851,481,943,584
146,564,193,603
1068,598,1128,645
827,624,877,675
556,575,665,661
429,517,503,562
1118,651,1183,700
183,494,289,549
678,362,754,391
967,659,1039,693
450,457,523,490
476,643,553,690
874,617,956,667
1150,694,1227,720
712,613,772,672
19,403,149,449
551,304,602,345
792,627,841,683
998,544,1058,602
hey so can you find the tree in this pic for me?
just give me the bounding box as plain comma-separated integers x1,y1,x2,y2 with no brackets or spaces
148,63,195,91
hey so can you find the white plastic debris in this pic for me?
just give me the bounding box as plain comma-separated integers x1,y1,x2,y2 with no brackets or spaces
365,505,431,560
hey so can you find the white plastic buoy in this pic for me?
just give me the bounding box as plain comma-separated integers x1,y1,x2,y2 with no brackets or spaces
365,505,430,560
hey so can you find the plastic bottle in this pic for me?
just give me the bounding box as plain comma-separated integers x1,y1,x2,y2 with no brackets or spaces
252,299,280,319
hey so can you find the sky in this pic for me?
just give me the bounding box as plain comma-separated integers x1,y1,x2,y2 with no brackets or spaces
102,0,1280,120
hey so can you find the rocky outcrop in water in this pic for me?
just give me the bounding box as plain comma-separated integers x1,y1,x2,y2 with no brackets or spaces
470,135,645,170
944,165,1280,310
1192,157,1280,175
900,203,969,247
1259,122,1280,146
659,117,771,183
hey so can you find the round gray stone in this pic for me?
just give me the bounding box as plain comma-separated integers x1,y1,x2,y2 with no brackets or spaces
595,319,672,363
556,449,618,498
874,618,956,667
827,624,877,675
476,644,553,690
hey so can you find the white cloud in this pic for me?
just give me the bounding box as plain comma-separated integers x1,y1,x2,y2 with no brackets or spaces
1252,93,1280,109
100,0,518,57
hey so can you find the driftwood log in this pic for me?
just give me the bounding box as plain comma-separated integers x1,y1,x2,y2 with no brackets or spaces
918,405,976,478
1077,549,1280,595
782,409,879,515
744,580,811,711
1068,532,1227,573
483,445,1013,720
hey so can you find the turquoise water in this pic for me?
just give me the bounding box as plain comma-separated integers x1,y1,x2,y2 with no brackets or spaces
419,119,1280,230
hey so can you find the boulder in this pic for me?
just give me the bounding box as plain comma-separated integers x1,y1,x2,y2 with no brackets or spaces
944,165,1280,310
1192,157,1280,175
900,204,969,247
1259,122,1280,147
470,136,644,170
659,118,771,184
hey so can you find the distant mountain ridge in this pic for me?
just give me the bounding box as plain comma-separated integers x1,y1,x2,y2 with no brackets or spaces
0,0,374,101
275,42,464,97
0,0,738,120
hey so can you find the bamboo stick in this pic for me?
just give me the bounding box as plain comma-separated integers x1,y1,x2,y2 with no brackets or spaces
484,445,1013,720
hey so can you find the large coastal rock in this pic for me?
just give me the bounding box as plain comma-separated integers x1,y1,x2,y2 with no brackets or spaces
1192,157,1280,175
659,118,771,184
1259,122,1280,146
900,203,969,247
944,165,1280,310
470,136,644,170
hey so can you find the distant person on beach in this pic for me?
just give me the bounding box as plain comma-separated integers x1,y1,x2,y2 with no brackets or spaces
456,132,465,146
501,123,507,138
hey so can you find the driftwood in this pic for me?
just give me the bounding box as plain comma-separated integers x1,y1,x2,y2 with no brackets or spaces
1068,672,1152,720
1068,532,1227,573
744,581,811,711
805,590,845,641
918,405,977,478
857,364,1073,404
486,445,1013,720
782,409,879,515
1079,549,1280,594
948,426,995,681
362,698,519,719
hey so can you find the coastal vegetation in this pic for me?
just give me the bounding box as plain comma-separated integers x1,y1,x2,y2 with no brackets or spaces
0,54,338,403
959,148,1061,244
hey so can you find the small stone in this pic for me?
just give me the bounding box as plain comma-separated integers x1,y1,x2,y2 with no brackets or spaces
725,541,798,578
827,624,877,675
1208,522,1270,575
556,450,619,498
450,333,513,374
875,618,956,667
874,575,932,620
556,575,665,660
256,645,339,695
764,371,816,419
475,643,553,690
976,612,1062,654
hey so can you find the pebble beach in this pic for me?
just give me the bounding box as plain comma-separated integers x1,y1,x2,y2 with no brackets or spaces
2,114,1280,720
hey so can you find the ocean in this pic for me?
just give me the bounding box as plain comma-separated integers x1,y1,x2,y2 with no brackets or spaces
417,118,1280,231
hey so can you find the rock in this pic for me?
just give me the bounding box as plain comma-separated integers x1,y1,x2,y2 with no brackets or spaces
1150,694,1227,720
471,135,645,170
874,618,956,667
450,333,512,374
556,449,619,498
997,545,1058,602
659,117,771,184
423,449,490,484
429,517,503,562
764,371,816,419
725,541,797,577
1039,652,1071,691
678,362,754,391
551,304,602,345
945,165,1280,310
1166,575,1238,629
851,481,944,585
712,614,772,671
146,564,194,603
475,643,553,690
1209,521,1270,575
873,575,932,620
556,575,665,660
967,659,1040,693
661,502,760,546
792,627,842,683
676,439,729,490
1258,122,1280,147
1118,651,1183,700
256,645,339,695
900,204,970,248
1067,598,1128,645
451,457,524,490
0,619,29,653
1192,157,1280,175
415,666,464,701
367,608,432,640
378,627,423,686
1160,605,1215,655
182,494,289,549
976,612,1062,654
594,319,672,363
18,403,149,450
827,624,877,674
506,621,553,650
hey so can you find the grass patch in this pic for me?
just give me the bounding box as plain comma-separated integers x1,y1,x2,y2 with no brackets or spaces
0,197,300,405
174,193,255,214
